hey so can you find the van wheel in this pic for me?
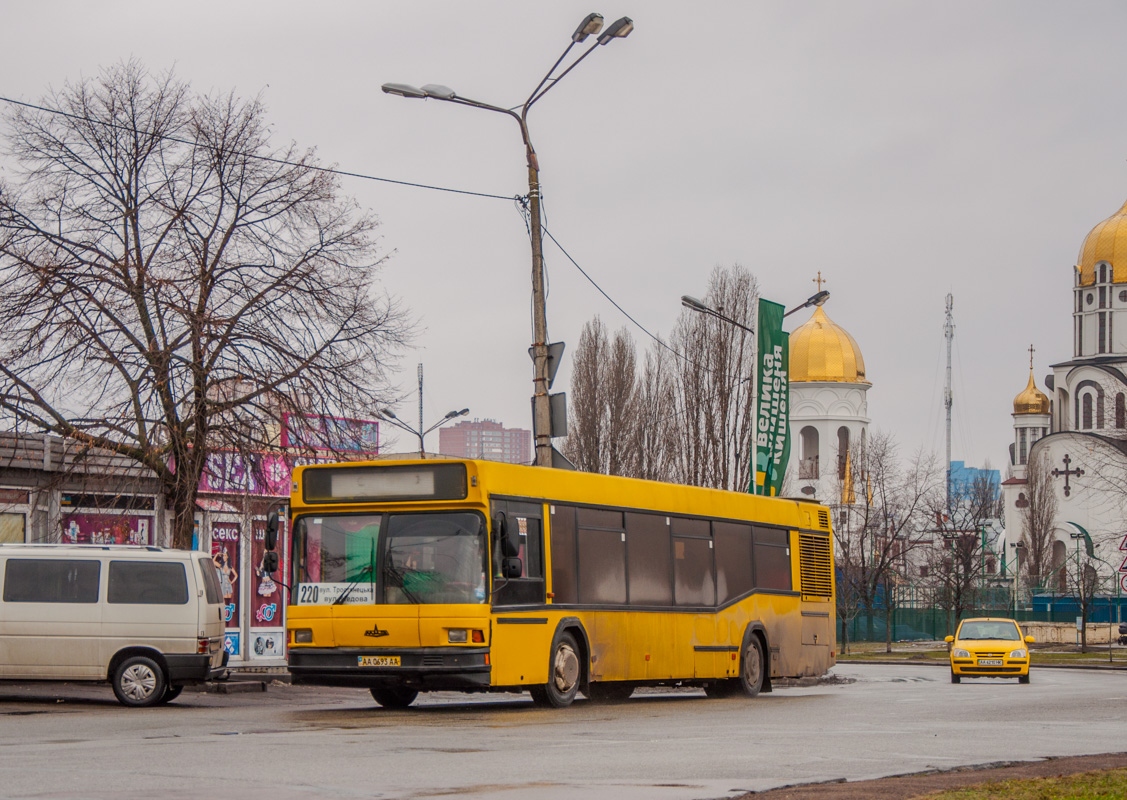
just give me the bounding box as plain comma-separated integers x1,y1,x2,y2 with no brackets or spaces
736,636,765,697
530,631,581,708
159,685,184,704
112,656,167,707
370,685,418,708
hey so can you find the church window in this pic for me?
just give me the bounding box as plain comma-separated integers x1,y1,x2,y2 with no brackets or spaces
919,565,928,578
1082,393,1093,429
986,557,996,575
1117,394,1125,429
1087,293,1094,306
1099,286,1107,309
1077,317,1083,356
837,427,850,479
1098,391,1105,428
799,427,819,479
1018,429,1027,465
1099,313,1107,354
1120,290,1127,303
1100,264,1107,283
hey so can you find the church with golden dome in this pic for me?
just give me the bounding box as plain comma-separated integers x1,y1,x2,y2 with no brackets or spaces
786,295,871,502
1002,197,1127,596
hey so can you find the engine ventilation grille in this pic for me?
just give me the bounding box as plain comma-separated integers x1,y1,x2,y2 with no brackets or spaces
799,532,833,599
816,509,831,530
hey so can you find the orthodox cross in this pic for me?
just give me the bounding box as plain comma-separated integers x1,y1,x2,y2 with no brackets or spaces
1051,454,1084,497
1028,344,1035,370
813,271,827,292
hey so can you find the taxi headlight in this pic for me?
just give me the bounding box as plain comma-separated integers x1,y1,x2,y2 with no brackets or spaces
448,629,468,644
951,648,970,658
1009,648,1027,659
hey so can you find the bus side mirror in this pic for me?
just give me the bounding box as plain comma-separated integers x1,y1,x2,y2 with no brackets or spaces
265,509,279,551
502,557,523,579
262,551,280,573
493,512,520,558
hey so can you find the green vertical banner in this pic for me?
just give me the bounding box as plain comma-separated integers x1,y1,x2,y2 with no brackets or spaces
753,298,790,496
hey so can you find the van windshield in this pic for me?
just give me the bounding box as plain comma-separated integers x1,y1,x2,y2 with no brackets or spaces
292,512,487,606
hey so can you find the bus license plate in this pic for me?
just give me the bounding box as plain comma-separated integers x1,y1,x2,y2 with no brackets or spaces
358,655,400,667
978,659,1002,666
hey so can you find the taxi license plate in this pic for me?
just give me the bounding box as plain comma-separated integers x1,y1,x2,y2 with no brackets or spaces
358,655,400,667
978,659,1003,666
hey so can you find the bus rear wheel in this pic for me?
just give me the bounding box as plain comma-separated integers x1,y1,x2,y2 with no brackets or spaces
530,631,581,708
370,685,419,709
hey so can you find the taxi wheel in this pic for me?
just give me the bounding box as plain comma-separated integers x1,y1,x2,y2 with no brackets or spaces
950,671,961,684
370,685,418,708
1019,674,1030,684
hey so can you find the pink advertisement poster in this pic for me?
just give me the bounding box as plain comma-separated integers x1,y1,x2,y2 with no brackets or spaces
251,518,285,627
211,521,241,633
62,514,153,545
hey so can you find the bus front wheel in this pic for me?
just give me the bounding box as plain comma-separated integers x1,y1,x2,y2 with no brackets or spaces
530,631,581,708
736,635,765,697
370,685,418,709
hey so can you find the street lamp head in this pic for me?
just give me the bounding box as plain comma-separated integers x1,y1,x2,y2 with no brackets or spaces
573,13,605,42
420,84,457,100
597,16,634,44
681,295,708,313
810,290,830,307
378,408,398,420
381,83,427,99
457,408,470,417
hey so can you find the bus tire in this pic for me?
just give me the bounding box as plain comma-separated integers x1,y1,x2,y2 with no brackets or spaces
370,685,419,708
586,682,633,703
530,631,581,708
112,655,167,707
736,635,766,697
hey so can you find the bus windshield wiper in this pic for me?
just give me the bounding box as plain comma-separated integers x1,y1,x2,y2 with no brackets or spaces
333,564,374,605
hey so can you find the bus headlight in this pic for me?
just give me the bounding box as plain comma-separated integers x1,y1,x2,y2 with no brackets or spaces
294,629,313,644
448,629,468,644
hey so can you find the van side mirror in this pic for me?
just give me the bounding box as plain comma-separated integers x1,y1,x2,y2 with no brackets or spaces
502,557,523,579
262,551,280,573
265,509,279,551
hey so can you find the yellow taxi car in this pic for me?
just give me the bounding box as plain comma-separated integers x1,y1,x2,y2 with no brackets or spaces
945,617,1034,684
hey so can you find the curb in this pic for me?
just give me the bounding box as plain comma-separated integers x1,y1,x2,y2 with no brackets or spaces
840,658,1127,671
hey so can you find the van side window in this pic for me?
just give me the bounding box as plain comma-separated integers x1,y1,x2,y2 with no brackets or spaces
108,561,189,604
3,559,100,603
197,556,222,604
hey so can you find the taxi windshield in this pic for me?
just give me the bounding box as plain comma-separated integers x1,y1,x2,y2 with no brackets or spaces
292,511,487,606
958,620,1021,641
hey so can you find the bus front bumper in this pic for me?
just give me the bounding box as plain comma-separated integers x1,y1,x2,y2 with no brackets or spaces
288,647,491,690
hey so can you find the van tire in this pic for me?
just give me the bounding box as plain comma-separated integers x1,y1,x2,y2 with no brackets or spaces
370,685,418,708
112,656,167,707
160,685,184,704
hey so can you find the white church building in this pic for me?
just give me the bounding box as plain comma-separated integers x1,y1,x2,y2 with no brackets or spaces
1002,198,1127,599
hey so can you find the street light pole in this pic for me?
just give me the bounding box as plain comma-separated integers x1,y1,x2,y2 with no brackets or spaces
382,14,634,468
378,408,470,459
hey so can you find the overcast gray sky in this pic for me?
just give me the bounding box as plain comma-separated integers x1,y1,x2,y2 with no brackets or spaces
4,1,1127,471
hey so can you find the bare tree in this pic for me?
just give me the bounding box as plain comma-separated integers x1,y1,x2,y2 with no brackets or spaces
630,344,675,482
0,62,408,548
562,317,639,476
1019,450,1058,596
834,432,940,651
667,264,758,491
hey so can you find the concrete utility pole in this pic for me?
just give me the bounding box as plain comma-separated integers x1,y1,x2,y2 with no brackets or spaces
382,14,634,467
944,293,954,516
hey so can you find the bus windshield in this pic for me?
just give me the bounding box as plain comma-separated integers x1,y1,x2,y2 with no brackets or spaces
292,511,487,606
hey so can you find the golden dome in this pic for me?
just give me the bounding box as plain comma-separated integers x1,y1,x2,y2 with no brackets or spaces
1013,370,1050,415
1076,197,1127,286
790,307,869,384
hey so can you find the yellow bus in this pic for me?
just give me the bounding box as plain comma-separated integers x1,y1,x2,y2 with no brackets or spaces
268,458,835,708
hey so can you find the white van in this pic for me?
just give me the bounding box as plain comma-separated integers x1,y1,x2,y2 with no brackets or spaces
0,544,228,707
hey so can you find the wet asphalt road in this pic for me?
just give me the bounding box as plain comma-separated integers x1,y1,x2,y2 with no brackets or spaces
1,663,1125,800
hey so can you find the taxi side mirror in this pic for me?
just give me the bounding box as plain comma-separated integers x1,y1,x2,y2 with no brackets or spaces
944,635,954,643
1024,635,1035,644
